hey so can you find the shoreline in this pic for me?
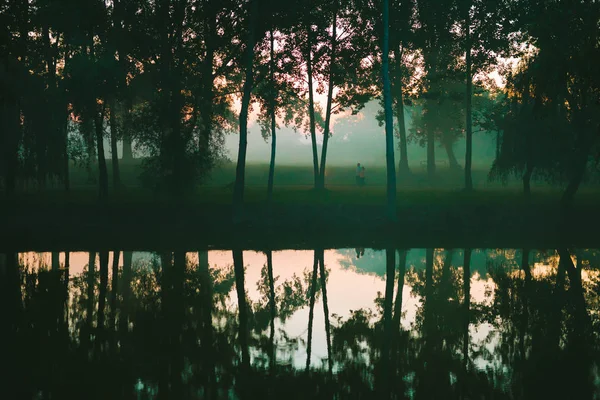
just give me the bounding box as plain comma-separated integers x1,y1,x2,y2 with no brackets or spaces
2,202,598,251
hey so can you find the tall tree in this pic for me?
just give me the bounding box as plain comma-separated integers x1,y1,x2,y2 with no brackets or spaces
233,0,260,222
382,0,397,220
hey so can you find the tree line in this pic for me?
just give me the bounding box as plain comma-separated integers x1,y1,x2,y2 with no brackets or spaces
1,0,598,214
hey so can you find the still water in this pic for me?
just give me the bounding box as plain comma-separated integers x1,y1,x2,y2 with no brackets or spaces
2,248,600,399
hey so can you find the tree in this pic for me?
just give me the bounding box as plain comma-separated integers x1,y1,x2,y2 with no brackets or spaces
381,0,397,220
233,0,260,223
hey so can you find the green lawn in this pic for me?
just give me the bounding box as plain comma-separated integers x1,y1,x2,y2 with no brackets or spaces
6,160,599,208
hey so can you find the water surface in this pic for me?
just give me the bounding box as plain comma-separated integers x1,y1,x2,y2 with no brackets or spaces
3,248,599,399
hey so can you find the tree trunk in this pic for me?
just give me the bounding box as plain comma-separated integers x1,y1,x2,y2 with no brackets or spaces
114,0,132,166
443,139,461,170
495,130,501,161
305,250,319,372
560,149,588,210
52,252,60,271
198,250,216,397
520,248,531,361
233,0,259,223
267,250,276,372
198,9,216,169
94,106,109,200
464,2,473,191
305,8,319,190
382,0,397,221
85,252,96,348
170,252,185,399
391,249,407,378
119,251,132,335
233,249,250,370
64,252,70,291
427,129,436,179
267,30,277,205
110,251,120,338
395,61,410,175
109,99,121,189
379,247,396,399
97,251,109,353
461,248,472,399
318,3,338,191
318,249,333,375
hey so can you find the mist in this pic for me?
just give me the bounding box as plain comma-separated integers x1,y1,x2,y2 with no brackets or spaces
222,100,497,170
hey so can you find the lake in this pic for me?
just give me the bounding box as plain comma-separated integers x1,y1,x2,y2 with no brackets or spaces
2,248,599,399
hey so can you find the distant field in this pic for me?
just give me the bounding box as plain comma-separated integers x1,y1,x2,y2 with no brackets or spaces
64,160,558,190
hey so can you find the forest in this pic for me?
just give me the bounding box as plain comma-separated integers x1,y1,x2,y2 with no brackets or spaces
1,0,598,225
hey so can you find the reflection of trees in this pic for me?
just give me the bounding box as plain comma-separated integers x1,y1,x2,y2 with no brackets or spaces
7,248,600,399
483,248,599,400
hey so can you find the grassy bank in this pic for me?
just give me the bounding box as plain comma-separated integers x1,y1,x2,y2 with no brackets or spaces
2,183,599,251
58,160,580,191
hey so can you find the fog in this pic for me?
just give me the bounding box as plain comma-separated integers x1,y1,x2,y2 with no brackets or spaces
101,100,498,171
223,100,497,169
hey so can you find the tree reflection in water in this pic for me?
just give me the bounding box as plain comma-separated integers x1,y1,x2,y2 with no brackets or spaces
3,248,599,399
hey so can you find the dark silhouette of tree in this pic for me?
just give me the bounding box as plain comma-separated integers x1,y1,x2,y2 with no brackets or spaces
305,249,320,372
381,0,397,220
233,0,261,222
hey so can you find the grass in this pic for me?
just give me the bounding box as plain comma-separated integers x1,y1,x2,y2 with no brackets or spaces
7,160,600,207
3,161,600,251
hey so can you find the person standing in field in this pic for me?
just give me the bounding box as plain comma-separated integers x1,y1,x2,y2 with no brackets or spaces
359,166,366,186
356,163,361,185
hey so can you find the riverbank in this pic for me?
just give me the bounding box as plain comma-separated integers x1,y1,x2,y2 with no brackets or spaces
2,186,599,251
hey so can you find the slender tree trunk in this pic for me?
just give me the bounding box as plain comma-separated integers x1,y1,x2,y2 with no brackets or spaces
395,52,410,175
110,251,120,338
64,252,70,291
427,129,436,179
85,252,96,348
94,105,109,200
170,252,185,399
198,250,216,398
115,0,133,164
495,130,501,161
233,0,259,223
305,9,319,189
267,250,276,372
52,252,60,271
97,251,109,353
267,30,277,205
391,249,407,378
520,248,531,362
382,0,397,221
199,9,216,169
109,99,121,189
121,96,133,162
464,2,473,191
318,4,338,190
461,248,472,399
305,250,319,372
317,249,333,375
119,252,132,334
158,253,172,399
233,249,250,370
379,248,396,399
